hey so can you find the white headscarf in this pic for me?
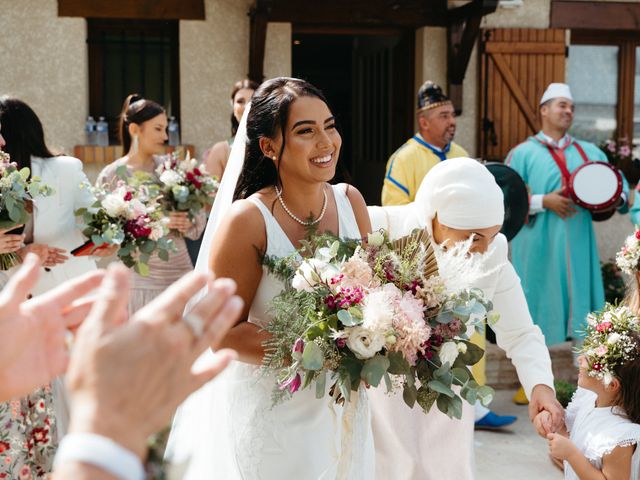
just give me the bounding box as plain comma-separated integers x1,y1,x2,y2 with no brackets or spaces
411,157,504,234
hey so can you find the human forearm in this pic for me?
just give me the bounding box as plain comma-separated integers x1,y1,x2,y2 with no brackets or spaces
219,321,270,365
565,451,607,480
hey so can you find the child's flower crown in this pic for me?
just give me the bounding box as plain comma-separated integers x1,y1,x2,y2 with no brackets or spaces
581,304,640,385
616,229,640,275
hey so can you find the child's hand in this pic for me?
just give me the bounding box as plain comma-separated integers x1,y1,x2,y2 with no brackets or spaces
533,410,552,437
547,433,578,461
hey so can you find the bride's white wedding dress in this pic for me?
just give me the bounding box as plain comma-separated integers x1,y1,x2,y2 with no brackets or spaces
166,184,374,479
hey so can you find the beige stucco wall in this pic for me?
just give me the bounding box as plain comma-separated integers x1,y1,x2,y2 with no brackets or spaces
416,0,553,156
0,0,87,156
0,0,291,169
180,1,292,159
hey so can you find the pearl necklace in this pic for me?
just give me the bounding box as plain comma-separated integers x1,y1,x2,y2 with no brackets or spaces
275,186,328,226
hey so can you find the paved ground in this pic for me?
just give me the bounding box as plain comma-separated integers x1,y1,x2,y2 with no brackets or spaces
475,390,564,480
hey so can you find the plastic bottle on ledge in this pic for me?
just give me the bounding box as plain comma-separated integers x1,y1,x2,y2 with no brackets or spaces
168,116,180,146
85,116,96,145
96,117,109,147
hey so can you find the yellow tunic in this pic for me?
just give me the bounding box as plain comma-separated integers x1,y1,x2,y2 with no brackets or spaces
381,135,469,205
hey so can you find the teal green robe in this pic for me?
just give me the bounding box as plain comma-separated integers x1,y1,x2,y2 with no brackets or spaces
506,133,629,346
631,186,640,225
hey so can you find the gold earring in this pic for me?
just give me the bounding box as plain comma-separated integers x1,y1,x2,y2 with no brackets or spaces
272,156,277,161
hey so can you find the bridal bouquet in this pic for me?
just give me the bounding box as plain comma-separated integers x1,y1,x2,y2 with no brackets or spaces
75,168,174,276
155,151,219,220
263,229,497,419
0,151,54,269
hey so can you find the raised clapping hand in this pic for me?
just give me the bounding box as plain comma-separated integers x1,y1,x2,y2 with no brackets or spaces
528,384,565,435
18,242,69,267
0,253,105,401
64,264,243,460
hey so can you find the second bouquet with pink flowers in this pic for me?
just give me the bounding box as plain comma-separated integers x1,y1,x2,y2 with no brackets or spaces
155,150,219,221
75,167,174,276
263,229,498,419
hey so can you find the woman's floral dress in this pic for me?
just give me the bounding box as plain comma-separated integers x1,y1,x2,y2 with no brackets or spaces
0,385,58,479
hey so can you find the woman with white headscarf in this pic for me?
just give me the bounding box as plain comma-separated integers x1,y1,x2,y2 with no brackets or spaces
368,157,561,479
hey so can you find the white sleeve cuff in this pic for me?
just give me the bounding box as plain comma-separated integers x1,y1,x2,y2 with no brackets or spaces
54,433,145,480
529,194,545,214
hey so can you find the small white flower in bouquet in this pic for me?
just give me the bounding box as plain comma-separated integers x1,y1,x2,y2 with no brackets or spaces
262,229,497,419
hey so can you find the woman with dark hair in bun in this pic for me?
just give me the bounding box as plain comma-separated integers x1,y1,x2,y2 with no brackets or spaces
96,94,206,314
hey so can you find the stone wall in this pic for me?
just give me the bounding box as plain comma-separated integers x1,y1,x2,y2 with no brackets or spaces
0,0,292,163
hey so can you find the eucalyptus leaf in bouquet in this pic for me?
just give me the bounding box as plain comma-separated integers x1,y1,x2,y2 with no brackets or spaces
262,228,498,419
0,150,54,269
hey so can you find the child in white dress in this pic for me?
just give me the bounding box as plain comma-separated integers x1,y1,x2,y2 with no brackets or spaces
534,245,640,480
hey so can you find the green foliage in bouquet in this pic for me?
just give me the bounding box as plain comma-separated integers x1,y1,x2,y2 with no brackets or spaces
155,150,219,221
0,151,54,269
262,229,496,419
0,153,53,229
75,167,174,276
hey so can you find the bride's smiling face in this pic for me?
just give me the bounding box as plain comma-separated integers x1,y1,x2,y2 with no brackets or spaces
266,96,341,184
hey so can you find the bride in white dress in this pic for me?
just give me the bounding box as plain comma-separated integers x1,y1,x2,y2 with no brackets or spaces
166,77,374,479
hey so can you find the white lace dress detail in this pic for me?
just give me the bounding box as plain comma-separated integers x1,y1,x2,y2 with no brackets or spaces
564,387,640,479
166,185,374,480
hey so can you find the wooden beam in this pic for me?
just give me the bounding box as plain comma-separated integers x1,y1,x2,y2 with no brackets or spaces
446,0,498,113
490,53,539,132
551,1,640,30
58,0,205,20
485,42,566,54
248,3,269,83
265,0,451,28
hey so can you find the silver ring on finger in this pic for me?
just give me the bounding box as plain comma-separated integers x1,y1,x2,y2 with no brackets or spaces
182,313,205,339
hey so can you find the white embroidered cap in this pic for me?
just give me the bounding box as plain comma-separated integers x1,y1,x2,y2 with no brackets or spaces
411,157,504,234
540,83,573,105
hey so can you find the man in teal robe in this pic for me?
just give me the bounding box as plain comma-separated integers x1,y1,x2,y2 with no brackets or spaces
506,83,629,346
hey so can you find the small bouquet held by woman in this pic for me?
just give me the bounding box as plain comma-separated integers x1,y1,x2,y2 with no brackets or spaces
0,150,53,269
156,150,219,221
75,167,174,276
263,229,497,419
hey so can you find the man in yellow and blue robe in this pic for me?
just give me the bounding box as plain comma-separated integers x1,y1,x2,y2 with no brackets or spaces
382,81,468,206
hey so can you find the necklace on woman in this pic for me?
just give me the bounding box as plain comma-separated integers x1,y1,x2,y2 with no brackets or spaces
275,185,328,226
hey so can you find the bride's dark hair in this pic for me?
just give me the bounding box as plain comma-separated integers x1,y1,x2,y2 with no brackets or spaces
233,77,330,201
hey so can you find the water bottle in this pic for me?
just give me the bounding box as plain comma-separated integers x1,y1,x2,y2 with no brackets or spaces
168,116,180,146
85,116,96,145
96,116,109,147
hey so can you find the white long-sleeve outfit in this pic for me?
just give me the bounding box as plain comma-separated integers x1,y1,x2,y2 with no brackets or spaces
368,201,554,479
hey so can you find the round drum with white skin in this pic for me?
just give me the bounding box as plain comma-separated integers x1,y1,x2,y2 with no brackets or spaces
569,161,622,217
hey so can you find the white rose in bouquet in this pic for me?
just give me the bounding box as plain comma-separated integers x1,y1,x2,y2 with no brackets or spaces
159,169,183,187
102,193,127,217
346,326,386,360
291,258,339,292
439,341,460,366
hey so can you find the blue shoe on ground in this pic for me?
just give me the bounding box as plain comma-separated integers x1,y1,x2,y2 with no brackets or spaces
474,411,517,430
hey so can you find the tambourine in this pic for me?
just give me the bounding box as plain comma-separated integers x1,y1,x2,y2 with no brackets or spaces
568,162,622,222
484,162,529,241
